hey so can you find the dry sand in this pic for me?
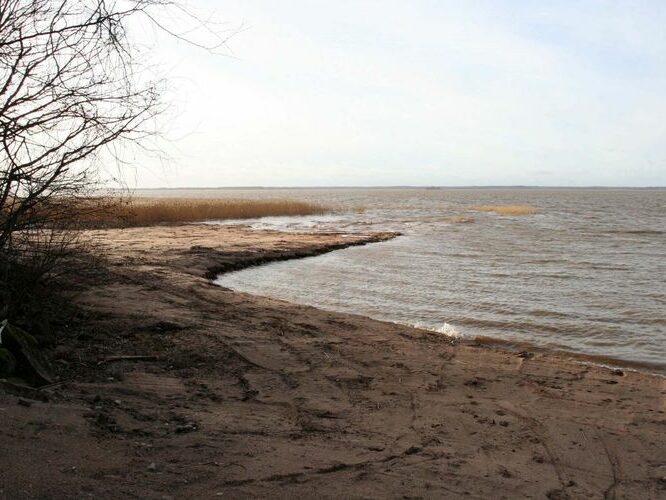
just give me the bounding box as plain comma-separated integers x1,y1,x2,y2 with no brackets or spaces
0,224,664,499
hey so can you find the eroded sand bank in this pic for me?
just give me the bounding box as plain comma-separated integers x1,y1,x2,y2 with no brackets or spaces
0,224,664,499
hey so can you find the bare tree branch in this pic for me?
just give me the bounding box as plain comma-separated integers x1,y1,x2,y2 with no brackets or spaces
0,0,234,313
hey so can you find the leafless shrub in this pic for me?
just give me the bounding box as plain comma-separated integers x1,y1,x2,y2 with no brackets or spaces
0,0,231,320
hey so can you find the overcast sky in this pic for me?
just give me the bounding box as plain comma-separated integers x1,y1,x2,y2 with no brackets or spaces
131,0,666,187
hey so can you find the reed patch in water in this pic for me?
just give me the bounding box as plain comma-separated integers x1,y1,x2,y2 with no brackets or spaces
80,198,331,227
471,205,538,215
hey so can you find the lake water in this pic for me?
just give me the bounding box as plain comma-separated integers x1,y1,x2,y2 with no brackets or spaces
147,188,665,372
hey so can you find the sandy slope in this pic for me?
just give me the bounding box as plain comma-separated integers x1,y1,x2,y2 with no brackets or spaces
0,224,664,499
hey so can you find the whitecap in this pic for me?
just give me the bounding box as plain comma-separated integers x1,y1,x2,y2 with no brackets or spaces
412,321,463,338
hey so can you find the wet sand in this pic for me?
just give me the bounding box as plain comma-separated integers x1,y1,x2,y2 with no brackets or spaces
0,224,664,499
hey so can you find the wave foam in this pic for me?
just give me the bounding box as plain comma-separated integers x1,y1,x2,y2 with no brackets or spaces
412,321,463,338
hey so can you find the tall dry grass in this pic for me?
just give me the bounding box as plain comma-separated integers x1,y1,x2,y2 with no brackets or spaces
471,205,538,216
79,198,331,228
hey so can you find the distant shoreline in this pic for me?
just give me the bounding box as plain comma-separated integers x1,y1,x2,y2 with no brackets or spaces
129,185,666,191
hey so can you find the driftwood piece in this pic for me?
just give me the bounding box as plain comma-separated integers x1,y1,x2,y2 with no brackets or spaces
0,380,50,402
0,347,16,377
1,323,53,386
97,355,159,365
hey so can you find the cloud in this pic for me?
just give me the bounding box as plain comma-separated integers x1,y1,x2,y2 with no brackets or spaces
134,0,666,187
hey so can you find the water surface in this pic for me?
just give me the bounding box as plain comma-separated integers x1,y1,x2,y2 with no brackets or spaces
152,188,665,372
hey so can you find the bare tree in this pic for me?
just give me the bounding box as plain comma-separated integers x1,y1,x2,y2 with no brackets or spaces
0,0,228,312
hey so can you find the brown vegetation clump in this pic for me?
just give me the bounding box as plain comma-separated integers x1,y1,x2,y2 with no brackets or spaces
471,205,538,216
81,198,331,228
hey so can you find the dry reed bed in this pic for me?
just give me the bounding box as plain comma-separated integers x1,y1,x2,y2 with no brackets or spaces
81,198,331,227
471,205,538,215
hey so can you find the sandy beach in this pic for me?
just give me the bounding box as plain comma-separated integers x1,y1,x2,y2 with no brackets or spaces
0,224,664,499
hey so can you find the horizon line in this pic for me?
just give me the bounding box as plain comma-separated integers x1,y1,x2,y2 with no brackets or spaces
127,185,666,190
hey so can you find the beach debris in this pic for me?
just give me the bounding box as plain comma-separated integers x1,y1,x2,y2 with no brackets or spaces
0,322,53,386
0,347,16,377
98,355,159,365
464,377,485,388
546,488,571,500
175,422,198,434
147,462,158,472
611,369,625,376
0,379,50,401
17,397,33,407
0,319,6,344
498,466,512,478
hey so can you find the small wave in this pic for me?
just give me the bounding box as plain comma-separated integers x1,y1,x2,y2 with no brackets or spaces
603,229,664,236
412,321,463,338
529,309,570,319
454,317,566,335
473,335,666,375
525,258,570,264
